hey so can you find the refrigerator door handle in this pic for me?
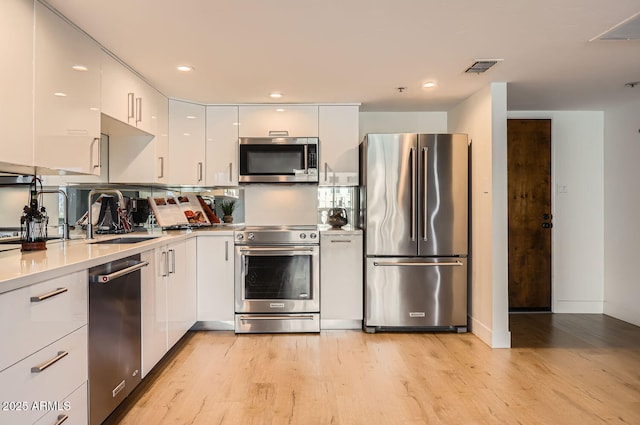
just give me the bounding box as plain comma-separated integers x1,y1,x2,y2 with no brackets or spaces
410,147,416,241
422,146,429,241
373,260,464,267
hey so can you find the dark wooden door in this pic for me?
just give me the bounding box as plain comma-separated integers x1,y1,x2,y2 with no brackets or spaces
507,119,552,311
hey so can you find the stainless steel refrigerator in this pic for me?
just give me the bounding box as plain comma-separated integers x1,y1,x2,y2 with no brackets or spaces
360,133,469,332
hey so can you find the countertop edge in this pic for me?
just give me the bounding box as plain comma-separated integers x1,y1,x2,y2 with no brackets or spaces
0,228,236,295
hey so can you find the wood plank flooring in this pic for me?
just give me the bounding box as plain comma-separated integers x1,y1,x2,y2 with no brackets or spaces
105,314,640,425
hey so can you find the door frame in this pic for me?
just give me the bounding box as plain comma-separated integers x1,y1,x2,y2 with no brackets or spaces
506,118,554,312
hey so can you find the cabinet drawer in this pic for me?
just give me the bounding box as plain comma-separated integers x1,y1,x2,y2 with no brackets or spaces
0,271,87,372
0,326,88,425
33,382,87,425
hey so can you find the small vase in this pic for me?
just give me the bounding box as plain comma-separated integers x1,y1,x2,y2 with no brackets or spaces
223,215,234,223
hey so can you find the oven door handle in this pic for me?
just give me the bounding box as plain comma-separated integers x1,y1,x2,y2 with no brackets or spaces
239,247,315,253
238,315,316,321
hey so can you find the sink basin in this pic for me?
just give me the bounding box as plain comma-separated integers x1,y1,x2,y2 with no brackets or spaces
91,236,158,245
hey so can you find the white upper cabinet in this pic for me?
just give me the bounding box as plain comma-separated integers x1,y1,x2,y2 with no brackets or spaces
151,90,170,184
238,105,319,137
108,88,168,184
101,51,155,134
0,0,34,173
318,105,360,186
168,99,206,185
206,106,239,186
34,2,101,175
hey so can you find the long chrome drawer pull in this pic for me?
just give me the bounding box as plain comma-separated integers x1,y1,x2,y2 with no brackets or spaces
239,247,314,252
54,414,69,425
31,351,68,373
30,287,68,303
92,261,149,283
373,261,463,267
330,240,352,243
239,315,316,321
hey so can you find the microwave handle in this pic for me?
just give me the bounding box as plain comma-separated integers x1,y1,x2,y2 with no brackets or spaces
304,144,308,171
268,130,289,136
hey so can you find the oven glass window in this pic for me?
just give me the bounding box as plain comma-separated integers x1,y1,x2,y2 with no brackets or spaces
243,255,312,299
240,145,305,175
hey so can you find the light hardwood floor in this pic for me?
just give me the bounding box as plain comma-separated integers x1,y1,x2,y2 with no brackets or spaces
105,314,640,425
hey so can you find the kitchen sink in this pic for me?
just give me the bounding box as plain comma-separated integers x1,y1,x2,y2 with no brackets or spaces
91,236,159,245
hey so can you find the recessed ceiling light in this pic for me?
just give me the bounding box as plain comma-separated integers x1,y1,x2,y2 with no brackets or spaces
232,122,241,126
177,65,193,72
72,65,88,71
54,92,67,97
186,115,196,119
276,108,285,112
89,107,99,111
269,92,283,99
423,82,436,88
183,132,191,136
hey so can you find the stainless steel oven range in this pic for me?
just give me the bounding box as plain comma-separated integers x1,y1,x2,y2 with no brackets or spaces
234,226,320,333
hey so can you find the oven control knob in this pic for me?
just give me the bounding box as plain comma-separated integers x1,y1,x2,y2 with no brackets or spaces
236,234,244,241
248,232,255,241
310,233,317,239
299,233,307,239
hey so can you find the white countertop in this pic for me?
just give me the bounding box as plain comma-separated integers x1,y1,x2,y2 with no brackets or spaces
0,226,235,295
318,224,362,234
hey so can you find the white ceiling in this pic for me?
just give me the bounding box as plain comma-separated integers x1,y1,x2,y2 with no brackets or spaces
45,0,640,111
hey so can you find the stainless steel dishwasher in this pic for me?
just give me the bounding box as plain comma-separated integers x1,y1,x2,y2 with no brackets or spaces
88,254,148,425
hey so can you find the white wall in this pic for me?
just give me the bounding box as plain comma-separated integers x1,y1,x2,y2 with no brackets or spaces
359,112,447,140
603,100,640,326
509,111,605,314
448,83,510,348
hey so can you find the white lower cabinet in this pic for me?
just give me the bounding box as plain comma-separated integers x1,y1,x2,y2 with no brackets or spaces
141,249,167,378
33,382,87,425
0,326,88,425
196,234,235,329
320,231,363,329
161,239,197,348
0,271,88,372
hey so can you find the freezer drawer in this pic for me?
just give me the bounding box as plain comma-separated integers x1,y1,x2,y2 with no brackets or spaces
364,257,467,331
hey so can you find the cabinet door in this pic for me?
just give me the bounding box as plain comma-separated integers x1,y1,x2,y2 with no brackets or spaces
141,249,167,378
108,89,168,184
101,51,139,128
169,100,206,185
166,239,196,347
320,232,363,328
152,90,170,184
318,105,360,185
0,0,34,172
239,105,318,137
206,106,239,186
34,2,101,175
196,235,234,328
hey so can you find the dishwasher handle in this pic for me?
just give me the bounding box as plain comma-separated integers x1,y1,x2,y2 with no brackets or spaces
90,260,149,283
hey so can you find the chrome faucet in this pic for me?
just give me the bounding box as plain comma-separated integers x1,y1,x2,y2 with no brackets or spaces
86,188,125,239
36,189,69,240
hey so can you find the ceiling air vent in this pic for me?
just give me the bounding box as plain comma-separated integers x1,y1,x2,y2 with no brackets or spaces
465,60,499,74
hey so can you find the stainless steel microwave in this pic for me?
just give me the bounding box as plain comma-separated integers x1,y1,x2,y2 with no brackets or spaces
238,137,319,183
